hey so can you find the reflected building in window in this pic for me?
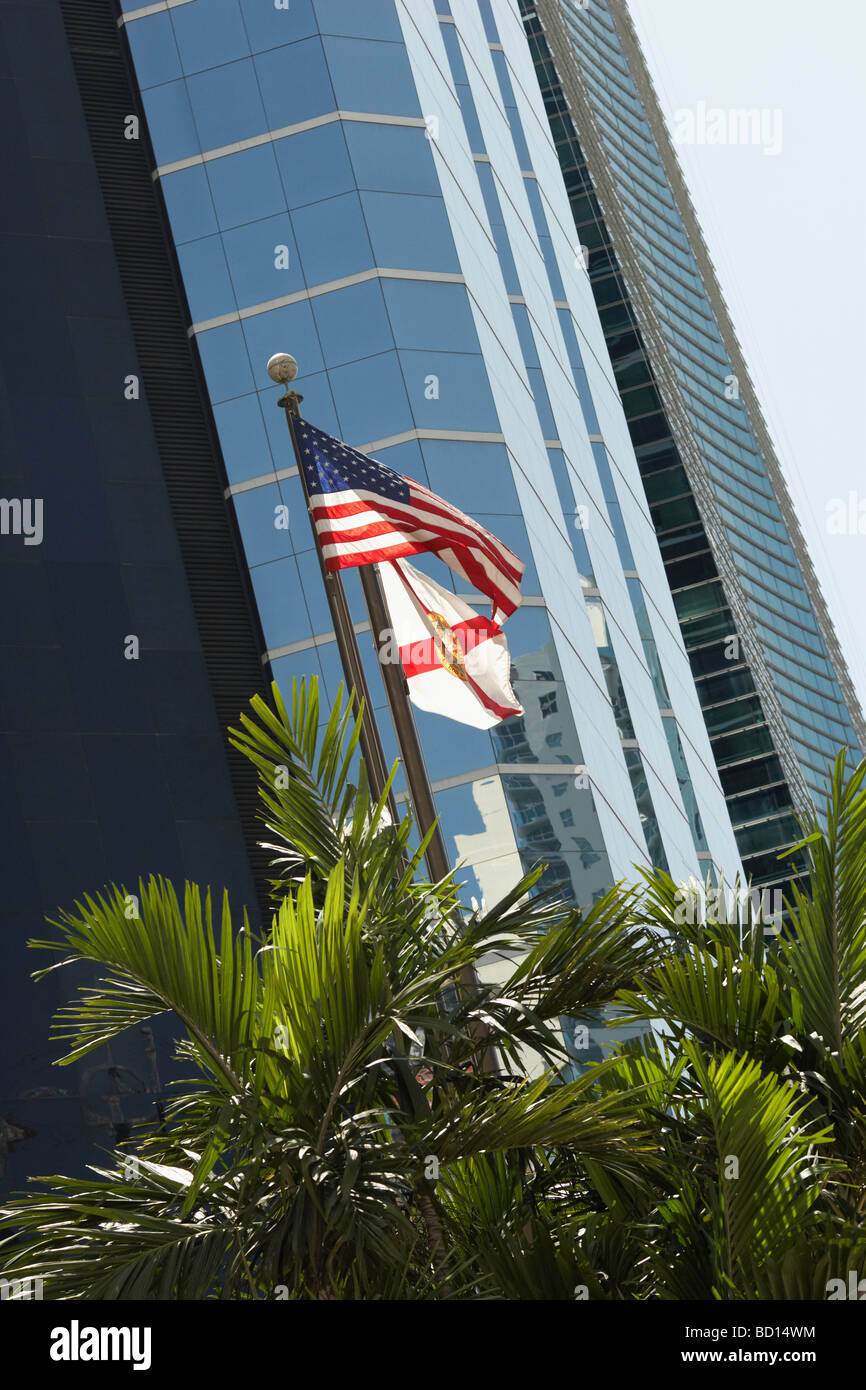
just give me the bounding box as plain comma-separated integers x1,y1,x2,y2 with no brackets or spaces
521,0,865,904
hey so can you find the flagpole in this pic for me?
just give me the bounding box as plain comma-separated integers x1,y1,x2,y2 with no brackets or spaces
266,353,494,1066
358,565,454,884
267,354,395,815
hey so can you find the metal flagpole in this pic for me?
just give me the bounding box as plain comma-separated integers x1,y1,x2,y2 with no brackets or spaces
268,352,451,883
267,353,494,1065
267,353,395,816
358,565,453,885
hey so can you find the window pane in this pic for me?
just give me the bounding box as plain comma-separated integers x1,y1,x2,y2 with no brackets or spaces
142,80,199,166
254,39,335,129
212,392,274,485
176,234,236,322
273,122,355,209
251,555,312,648
233,482,295,565
195,322,255,403
126,13,181,88
160,165,218,244
328,350,412,444
420,441,519,516
381,280,479,353
361,191,459,272
321,36,421,117
343,122,439,195
223,213,305,305
292,191,373,285
311,280,393,368
239,0,317,51
171,0,249,74
398,350,499,434
188,60,269,151
313,0,403,40
206,144,286,230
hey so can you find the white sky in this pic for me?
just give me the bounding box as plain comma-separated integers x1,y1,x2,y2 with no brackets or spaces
624,0,866,723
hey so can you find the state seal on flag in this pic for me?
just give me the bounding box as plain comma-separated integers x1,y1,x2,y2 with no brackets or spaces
427,611,468,681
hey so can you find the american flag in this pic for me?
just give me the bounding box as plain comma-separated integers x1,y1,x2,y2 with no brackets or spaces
294,419,524,620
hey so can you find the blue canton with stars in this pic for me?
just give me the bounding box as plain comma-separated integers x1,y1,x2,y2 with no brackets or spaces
294,419,411,504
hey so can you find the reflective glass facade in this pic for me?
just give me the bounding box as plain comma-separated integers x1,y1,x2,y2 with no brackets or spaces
116,0,744,1063
121,0,745,885
524,0,865,898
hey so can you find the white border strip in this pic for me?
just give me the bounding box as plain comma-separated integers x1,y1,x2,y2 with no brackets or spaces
154,111,427,179
119,0,194,24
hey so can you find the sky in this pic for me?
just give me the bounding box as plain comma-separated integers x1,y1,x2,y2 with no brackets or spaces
624,0,866,721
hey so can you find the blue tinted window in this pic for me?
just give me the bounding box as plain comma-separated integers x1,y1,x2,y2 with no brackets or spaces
294,548,335,634
273,122,355,208
558,312,600,432
328,350,412,444
241,299,324,389
126,13,181,88
382,280,478,353
361,191,459,272
292,191,373,284
414,708,496,782
160,165,217,243
344,122,439,195
239,0,317,51
251,555,312,648
509,113,532,170
223,213,305,305
321,37,420,117
313,0,403,40
478,0,499,42
421,441,519,516
491,52,515,105
254,39,335,129
511,303,539,369
528,368,557,438
399,351,499,434
439,24,467,83
312,280,393,368
476,164,518,292
455,84,486,153
271,648,326,699
142,80,199,166
195,322,255,402
206,144,286,230
233,482,295,565
171,0,249,74
186,60,267,150
177,235,236,322
213,393,274,484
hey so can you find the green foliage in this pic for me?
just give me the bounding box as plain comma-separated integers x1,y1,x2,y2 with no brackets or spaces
1,683,864,1300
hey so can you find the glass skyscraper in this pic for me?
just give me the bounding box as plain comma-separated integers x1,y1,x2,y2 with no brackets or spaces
521,0,865,901
8,0,853,1181
120,0,743,919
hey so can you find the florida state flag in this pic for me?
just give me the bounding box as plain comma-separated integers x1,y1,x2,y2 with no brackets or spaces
378,558,523,730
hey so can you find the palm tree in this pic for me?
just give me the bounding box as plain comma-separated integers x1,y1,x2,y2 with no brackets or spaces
0,678,655,1300
583,751,866,1299
2,680,865,1300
